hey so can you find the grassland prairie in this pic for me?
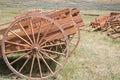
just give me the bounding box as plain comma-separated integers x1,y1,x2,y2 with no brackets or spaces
0,0,120,80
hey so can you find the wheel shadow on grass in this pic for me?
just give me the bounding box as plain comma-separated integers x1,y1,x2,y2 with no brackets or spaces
0,57,57,79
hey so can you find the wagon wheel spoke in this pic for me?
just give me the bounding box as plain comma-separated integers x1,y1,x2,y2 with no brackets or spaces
46,41,53,51
40,33,60,46
59,42,64,51
38,52,54,74
30,54,35,77
41,42,65,48
10,51,31,65
41,49,65,57
69,36,78,53
56,41,67,53
37,22,42,43
54,42,65,53
40,51,62,66
39,24,51,44
19,22,33,44
52,40,66,53
36,54,42,78
5,49,31,54
5,40,30,48
19,55,31,73
30,18,35,43
10,30,31,46
70,42,76,46
55,46,58,52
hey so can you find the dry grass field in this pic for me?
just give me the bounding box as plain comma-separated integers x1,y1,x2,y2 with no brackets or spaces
0,0,120,80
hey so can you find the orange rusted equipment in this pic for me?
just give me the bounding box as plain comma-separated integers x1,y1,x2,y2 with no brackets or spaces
89,12,120,38
0,8,83,80
89,14,110,31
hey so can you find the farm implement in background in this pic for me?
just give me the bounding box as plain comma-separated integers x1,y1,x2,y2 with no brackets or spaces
89,12,120,39
0,8,83,80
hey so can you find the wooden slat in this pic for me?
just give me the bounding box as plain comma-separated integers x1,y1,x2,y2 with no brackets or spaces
0,8,83,35
0,20,75,45
45,26,76,41
0,14,73,34
71,8,84,27
47,8,70,18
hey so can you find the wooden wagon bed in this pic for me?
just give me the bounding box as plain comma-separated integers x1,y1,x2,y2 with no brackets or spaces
0,8,83,54
0,8,83,80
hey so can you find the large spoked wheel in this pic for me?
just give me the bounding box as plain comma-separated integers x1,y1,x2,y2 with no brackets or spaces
2,14,69,80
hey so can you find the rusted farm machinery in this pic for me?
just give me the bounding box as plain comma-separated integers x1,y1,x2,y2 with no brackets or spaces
0,8,83,80
89,12,120,39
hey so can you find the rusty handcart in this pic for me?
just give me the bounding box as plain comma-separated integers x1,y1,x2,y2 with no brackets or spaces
0,8,83,80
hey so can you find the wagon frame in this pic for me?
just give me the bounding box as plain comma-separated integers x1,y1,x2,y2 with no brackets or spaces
0,8,83,80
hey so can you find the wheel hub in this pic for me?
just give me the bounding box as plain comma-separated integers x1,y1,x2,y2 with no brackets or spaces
31,44,40,52
33,47,39,51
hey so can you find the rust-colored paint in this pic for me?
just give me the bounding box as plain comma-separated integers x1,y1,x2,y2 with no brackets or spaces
90,12,120,38
89,14,110,30
0,8,84,55
0,8,83,80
